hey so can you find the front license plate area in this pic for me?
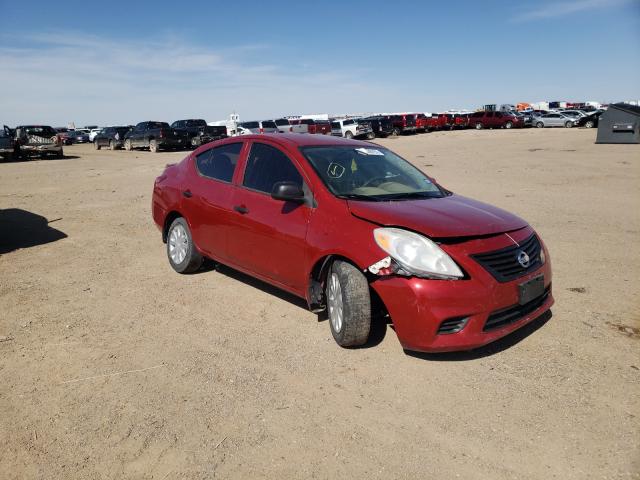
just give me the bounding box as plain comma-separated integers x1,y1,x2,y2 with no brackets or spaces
518,275,544,305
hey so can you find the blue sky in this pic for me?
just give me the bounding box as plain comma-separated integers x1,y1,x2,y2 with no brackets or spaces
1,0,638,126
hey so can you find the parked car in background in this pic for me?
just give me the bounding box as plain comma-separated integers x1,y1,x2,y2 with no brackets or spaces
88,128,102,142
171,119,227,147
451,113,471,129
124,121,191,152
93,126,131,150
152,133,553,353
388,114,417,135
289,118,332,135
514,111,533,127
67,130,91,143
238,120,279,135
14,125,63,158
331,118,374,139
0,125,19,161
54,127,73,145
363,116,395,137
273,118,292,133
576,110,604,129
533,113,576,128
413,113,430,132
469,111,523,129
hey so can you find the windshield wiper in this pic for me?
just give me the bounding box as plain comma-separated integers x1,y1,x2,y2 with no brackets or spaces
336,193,382,202
377,191,442,201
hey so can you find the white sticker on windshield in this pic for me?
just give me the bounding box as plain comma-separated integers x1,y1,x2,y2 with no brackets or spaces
355,148,384,156
327,162,346,178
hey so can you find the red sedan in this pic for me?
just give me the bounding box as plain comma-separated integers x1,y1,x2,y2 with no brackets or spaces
152,134,553,353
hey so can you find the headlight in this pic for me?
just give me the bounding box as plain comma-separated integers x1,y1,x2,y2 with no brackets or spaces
373,227,464,280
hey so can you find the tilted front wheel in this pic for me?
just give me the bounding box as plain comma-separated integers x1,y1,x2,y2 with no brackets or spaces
326,260,371,347
166,217,202,274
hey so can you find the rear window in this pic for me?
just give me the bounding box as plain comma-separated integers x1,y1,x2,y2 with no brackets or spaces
344,119,355,125
186,119,207,127
22,126,57,136
240,121,259,129
149,122,170,129
274,118,290,126
261,121,277,129
331,122,340,129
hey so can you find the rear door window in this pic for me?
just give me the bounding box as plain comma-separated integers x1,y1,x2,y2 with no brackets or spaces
243,143,303,194
195,142,243,183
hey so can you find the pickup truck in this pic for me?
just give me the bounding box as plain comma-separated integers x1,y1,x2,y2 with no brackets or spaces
289,118,332,135
414,113,429,132
388,114,417,135
124,121,191,152
330,119,374,139
171,119,227,147
15,125,64,158
362,116,394,137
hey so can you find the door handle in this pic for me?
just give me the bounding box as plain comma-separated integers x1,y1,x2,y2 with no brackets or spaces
182,190,192,198
233,205,249,214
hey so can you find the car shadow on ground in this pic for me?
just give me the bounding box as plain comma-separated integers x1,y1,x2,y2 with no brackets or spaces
403,310,553,361
0,209,67,255
2,155,81,163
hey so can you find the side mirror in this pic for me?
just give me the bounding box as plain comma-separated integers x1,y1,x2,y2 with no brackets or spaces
271,181,305,203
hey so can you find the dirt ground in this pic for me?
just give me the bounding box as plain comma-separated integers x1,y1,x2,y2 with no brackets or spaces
1,128,638,479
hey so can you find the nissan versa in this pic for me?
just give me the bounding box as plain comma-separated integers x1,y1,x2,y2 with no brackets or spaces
152,134,553,352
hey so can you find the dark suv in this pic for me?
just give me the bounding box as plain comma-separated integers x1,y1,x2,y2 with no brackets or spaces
93,126,132,150
469,111,523,130
171,119,227,147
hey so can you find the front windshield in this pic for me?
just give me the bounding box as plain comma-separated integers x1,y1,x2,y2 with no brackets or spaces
300,145,445,201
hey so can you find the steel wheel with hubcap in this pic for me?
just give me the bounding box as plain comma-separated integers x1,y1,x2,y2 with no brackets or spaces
326,260,371,347
166,217,202,273
94,141,101,150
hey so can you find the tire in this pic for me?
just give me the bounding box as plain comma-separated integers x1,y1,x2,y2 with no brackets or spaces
109,140,116,150
565,121,573,128
475,122,483,130
366,132,375,140
191,136,201,148
94,141,101,150
584,120,595,129
124,139,132,151
344,131,354,139
166,217,202,274
504,121,513,129
392,127,401,136
149,139,158,152
326,260,371,347
536,122,544,128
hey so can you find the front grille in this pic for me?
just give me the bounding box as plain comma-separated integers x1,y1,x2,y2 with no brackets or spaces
472,234,542,282
483,286,550,332
437,316,469,335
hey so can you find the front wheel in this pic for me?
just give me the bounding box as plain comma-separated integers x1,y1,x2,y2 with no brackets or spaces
366,132,375,140
392,127,401,136
326,260,371,347
149,139,158,152
504,121,513,129
584,120,595,128
166,217,202,274
124,139,132,151
475,122,483,130
110,140,116,150
191,136,201,148
94,141,101,150
565,121,573,128
536,122,544,128
344,131,354,139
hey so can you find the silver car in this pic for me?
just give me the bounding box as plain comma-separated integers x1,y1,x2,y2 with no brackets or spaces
238,120,279,134
533,113,577,128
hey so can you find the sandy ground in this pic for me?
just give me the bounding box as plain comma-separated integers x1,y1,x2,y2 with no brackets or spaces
0,128,638,479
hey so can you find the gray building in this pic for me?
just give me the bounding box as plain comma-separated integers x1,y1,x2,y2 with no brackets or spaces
596,103,640,144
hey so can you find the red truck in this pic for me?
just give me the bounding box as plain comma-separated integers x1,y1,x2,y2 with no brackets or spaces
289,119,332,135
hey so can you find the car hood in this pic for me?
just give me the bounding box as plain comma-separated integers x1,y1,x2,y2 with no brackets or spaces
347,194,528,238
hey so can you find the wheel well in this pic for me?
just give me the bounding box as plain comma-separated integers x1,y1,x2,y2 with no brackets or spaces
162,211,182,243
307,255,368,310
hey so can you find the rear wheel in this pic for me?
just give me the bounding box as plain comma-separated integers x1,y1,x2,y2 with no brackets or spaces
149,139,158,152
326,260,371,347
536,122,544,128
392,127,401,136
191,136,201,148
124,139,132,151
166,217,202,274
475,122,483,130
504,121,513,129
584,120,595,128
565,121,573,128
109,140,116,150
344,131,354,139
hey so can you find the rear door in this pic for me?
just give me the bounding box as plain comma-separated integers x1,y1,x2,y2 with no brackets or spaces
227,141,312,293
181,141,245,261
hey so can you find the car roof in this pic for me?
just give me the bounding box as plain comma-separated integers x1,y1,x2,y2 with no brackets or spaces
227,133,377,148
